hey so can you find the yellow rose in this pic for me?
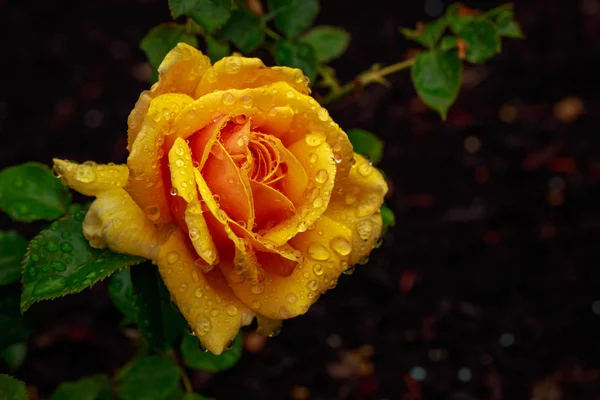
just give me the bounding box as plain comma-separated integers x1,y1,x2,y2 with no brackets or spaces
53,43,387,354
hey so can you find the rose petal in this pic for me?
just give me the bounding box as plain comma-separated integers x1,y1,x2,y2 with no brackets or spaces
323,153,388,265
157,230,254,355
249,180,295,230
52,159,129,197
168,137,218,266
153,43,212,98
189,116,230,169
127,91,152,151
259,106,294,137
83,188,160,260
195,56,309,98
221,215,352,319
126,93,194,225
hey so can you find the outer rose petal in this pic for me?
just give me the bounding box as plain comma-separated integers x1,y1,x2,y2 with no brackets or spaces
127,43,211,151
168,138,218,266
126,93,194,225
83,188,160,260
157,230,254,355
195,56,310,98
324,154,388,265
221,215,353,319
52,159,128,197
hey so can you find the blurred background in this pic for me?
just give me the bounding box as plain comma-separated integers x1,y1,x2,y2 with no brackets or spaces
2,0,600,398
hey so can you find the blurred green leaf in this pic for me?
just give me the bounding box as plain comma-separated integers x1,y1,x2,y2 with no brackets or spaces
439,36,458,51
411,49,462,119
130,266,187,350
205,36,231,63
182,394,214,400
492,8,524,38
118,356,180,400
0,343,27,372
0,163,69,223
301,26,350,63
20,211,144,312
450,16,500,63
0,285,32,349
169,0,232,34
107,268,137,324
0,231,28,286
140,24,199,81
0,374,28,400
220,9,264,53
50,375,111,400
181,332,242,371
400,17,447,48
274,40,317,83
268,0,319,38
381,204,396,236
347,129,384,165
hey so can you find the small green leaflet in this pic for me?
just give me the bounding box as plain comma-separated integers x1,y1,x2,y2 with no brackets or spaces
0,163,69,223
181,332,242,371
0,374,28,400
118,356,181,400
220,9,264,53
411,49,462,119
301,26,350,63
20,211,144,312
0,231,28,286
449,16,500,64
140,24,199,82
346,129,384,165
268,0,319,38
169,0,232,34
274,40,317,83
381,204,396,236
50,375,111,400
400,17,447,49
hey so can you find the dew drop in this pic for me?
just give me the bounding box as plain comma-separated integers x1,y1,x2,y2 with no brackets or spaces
169,187,178,196
313,264,324,276
286,293,297,304
189,228,200,241
194,287,203,298
308,153,318,163
210,308,220,317
44,241,58,252
50,261,67,271
167,251,180,264
226,305,238,316
307,243,330,261
356,219,373,240
251,299,261,309
315,169,329,184
316,107,329,121
306,280,318,291
60,242,73,253
225,56,242,74
358,161,373,177
222,92,235,105
251,283,264,294
330,236,352,256
76,164,97,183
146,206,161,221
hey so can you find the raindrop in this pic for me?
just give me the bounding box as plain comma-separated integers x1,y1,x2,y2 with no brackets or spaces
356,219,373,240
307,243,330,261
194,287,203,298
316,107,329,121
286,293,297,304
222,93,235,106
166,251,180,264
315,169,329,184
60,242,73,253
306,280,318,291
50,261,67,271
330,236,352,256
44,241,59,252
313,264,324,276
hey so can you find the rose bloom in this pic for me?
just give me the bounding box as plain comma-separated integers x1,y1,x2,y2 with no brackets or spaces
53,43,387,354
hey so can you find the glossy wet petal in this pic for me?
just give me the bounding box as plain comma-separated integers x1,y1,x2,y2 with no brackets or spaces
156,230,253,355
152,43,212,98
222,215,352,319
195,56,310,98
83,188,160,260
323,154,388,266
52,159,128,197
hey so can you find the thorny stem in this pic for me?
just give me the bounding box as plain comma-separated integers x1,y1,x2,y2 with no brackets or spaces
321,57,415,106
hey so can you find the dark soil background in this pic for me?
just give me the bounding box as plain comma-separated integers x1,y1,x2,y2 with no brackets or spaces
2,0,600,399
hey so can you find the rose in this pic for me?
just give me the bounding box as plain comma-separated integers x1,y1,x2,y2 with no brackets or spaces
53,43,387,354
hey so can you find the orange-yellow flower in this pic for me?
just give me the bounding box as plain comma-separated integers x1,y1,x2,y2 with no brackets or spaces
53,43,387,354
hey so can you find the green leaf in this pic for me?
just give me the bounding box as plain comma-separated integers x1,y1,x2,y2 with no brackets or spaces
381,204,396,236
0,231,28,286
0,374,28,400
140,24,199,81
220,9,264,53
118,356,181,400
0,285,33,349
400,17,447,49
449,16,501,63
274,40,317,83
169,0,232,34
411,49,462,119
0,163,69,223
268,0,319,38
130,266,187,350
301,26,350,63
493,9,524,38
50,375,111,400
107,268,137,323
181,332,242,371
20,211,144,312
182,395,215,400
205,36,231,63
0,343,27,371
346,129,384,166
439,36,458,51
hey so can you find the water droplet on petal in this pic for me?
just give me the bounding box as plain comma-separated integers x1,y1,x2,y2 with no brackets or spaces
167,251,180,264
330,236,352,256
222,92,235,105
306,280,318,291
307,243,330,261
194,287,203,298
317,107,329,121
356,220,373,240
286,293,297,304
251,283,264,294
315,169,329,184
226,305,238,316
313,264,324,276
